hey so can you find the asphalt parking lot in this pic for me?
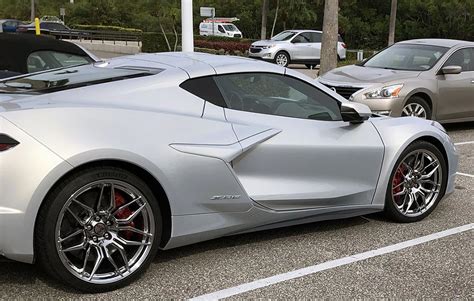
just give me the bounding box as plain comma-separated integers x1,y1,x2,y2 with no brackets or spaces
0,60,472,298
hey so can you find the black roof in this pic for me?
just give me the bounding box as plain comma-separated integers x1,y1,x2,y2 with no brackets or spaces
0,33,89,74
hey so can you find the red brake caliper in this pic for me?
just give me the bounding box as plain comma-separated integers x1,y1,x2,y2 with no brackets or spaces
392,165,405,205
114,191,135,240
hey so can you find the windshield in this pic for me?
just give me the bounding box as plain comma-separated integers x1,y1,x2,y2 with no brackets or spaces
271,31,297,41
0,63,162,94
363,44,449,71
222,24,237,31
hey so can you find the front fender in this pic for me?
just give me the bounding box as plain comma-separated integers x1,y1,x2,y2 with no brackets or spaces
370,116,458,206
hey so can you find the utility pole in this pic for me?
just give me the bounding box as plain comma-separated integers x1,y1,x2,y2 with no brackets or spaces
181,0,194,52
319,0,339,75
30,0,35,22
388,0,398,45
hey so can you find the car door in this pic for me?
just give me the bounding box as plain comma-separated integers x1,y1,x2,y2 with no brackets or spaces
309,32,322,61
210,72,385,210
289,32,314,60
437,47,474,120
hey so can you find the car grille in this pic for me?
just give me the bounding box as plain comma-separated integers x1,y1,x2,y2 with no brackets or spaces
234,34,242,38
322,84,362,99
250,46,263,53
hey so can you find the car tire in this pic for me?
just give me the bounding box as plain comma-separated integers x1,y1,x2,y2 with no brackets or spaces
401,96,432,120
35,166,162,293
384,141,447,223
274,51,290,67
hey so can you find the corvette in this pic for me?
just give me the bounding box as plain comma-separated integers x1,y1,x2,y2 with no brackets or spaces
0,53,458,292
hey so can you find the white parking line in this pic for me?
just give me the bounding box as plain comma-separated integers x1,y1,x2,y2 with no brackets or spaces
457,172,474,178
190,223,474,300
454,141,474,146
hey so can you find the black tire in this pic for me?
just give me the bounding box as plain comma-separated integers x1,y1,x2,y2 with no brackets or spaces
402,96,432,120
305,64,317,69
384,141,447,223
274,51,290,67
35,166,162,293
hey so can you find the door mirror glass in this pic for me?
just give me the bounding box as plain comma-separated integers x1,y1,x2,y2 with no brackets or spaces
440,65,462,75
340,102,371,123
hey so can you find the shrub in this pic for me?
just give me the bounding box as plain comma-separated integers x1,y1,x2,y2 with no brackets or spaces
70,24,143,33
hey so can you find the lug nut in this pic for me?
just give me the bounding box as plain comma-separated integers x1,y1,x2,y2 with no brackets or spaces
86,225,92,231
104,233,111,239
92,236,98,242
95,216,101,221
106,221,112,226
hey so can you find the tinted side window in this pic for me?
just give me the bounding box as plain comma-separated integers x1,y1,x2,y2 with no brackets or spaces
444,48,474,72
218,25,225,33
214,73,342,121
292,33,311,43
311,32,322,43
180,76,227,107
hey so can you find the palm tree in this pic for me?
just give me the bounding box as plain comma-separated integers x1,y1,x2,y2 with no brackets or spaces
388,0,397,45
319,0,339,75
261,0,269,39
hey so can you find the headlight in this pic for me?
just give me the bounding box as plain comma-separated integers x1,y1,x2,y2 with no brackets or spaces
364,84,404,99
262,45,276,49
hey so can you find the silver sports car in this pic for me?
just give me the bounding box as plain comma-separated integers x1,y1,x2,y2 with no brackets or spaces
0,53,458,292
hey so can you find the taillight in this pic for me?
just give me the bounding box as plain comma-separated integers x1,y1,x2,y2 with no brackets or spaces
0,134,19,151
342,43,347,49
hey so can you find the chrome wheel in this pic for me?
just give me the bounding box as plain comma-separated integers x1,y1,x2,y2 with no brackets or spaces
55,180,155,284
391,150,442,217
402,103,427,119
275,53,288,66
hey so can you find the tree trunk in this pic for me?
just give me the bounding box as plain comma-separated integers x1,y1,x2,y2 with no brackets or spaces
260,0,269,40
388,0,397,45
271,0,280,38
319,0,339,75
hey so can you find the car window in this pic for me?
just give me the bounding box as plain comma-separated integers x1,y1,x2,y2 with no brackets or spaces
443,48,474,72
218,25,225,33
27,51,91,73
213,73,342,121
292,33,311,43
363,44,449,71
310,32,322,43
271,31,297,41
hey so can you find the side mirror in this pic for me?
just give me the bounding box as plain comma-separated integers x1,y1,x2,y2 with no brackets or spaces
341,102,371,123
440,65,462,75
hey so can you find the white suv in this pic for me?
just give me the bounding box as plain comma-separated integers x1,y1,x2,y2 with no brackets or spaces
249,30,347,68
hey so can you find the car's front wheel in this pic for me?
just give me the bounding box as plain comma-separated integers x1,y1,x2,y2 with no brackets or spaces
35,166,162,292
384,141,447,223
401,96,432,119
274,51,290,67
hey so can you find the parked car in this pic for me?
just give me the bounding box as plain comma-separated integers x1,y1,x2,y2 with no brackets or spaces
17,21,83,39
0,53,457,292
199,18,243,38
318,39,474,122
249,30,347,68
0,19,23,33
0,33,99,79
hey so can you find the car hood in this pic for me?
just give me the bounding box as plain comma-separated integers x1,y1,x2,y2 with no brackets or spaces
251,40,288,47
319,65,422,87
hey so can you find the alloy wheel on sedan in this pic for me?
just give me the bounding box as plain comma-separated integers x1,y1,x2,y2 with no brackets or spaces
274,52,289,67
402,103,427,119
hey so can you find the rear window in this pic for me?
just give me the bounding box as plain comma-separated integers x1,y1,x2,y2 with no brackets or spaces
0,63,163,94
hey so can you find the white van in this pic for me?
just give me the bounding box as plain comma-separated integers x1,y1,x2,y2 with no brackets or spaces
199,18,243,38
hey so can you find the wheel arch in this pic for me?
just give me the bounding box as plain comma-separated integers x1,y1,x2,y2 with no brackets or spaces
275,49,291,60
34,159,173,261
412,135,449,177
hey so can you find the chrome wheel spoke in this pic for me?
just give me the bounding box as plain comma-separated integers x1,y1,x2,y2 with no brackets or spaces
71,198,95,216
96,183,106,211
112,196,141,215
81,245,92,274
115,236,151,247
116,203,146,224
112,241,130,272
104,246,123,277
59,229,84,243
393,187,407,197
88,245,105,280
108,183,116,211
61,240,86,253
116,225,153,237
66,207,86,226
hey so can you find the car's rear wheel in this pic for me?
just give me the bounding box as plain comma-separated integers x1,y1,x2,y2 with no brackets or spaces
384,141,447,223
36,166,162,292
401,96,432,119
274,51,290,67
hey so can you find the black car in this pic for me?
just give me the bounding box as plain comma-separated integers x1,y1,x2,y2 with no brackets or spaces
17,21,84,39
0,33,98,79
